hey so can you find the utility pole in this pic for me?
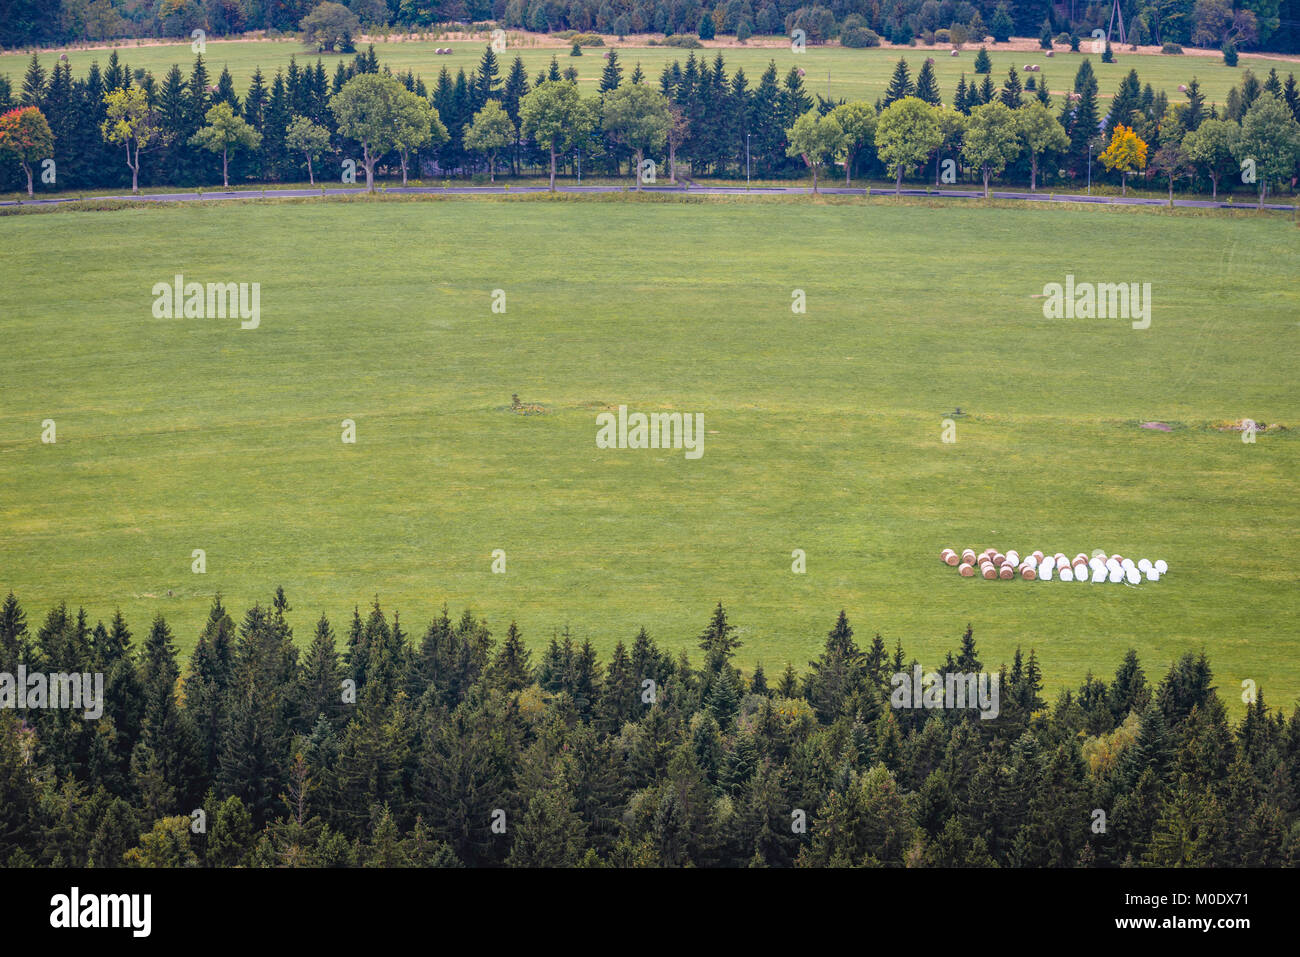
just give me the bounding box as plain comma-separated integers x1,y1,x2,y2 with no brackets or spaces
746,133,751,189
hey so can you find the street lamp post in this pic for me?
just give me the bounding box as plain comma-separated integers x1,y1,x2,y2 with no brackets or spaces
577,151,581,185
746,134,751,190
1087,143,1092,194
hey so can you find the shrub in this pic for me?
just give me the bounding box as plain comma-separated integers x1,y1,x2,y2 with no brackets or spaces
1054,32,1071,46
1222,42,1238,66
1069,34,1080,51
570,41,582,56
1161,42,1183,54
571,32,604,46
841,25,881,48
935,28,950,42
661,34,703,48
949,22,969,45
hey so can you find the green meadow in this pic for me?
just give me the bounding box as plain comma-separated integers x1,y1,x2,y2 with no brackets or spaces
2,36,1292,109
0,195,1296,716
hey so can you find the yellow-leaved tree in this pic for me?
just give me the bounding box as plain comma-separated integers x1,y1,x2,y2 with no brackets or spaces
1099,124,1148,196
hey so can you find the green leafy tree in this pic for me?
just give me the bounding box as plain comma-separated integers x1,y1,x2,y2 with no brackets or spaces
1182,117,1239,197
330,73,417,192
301,2,361,53
521,80,598,191
284,115,331,185
875,96,943,193
830,101,876,184
1016,100,1069,190
600,83,673,190
1234,94,1300,208
189,102,262,187
464,100,515,183
962,100,1023,196
785,106,845,193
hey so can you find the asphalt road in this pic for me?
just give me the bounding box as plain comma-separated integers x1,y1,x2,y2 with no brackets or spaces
2,182,1295,211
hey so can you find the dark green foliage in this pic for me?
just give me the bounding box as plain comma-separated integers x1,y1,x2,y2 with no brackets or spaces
0,589,1293,868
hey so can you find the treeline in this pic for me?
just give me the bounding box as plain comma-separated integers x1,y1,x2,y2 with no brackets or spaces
3,44,1299,201
5,0,1300,54
0,589,1296,867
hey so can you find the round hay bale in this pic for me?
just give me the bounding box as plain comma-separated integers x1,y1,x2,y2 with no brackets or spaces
941,548,958,564
959,562,975,576
1046,49,1055,57
999,564,1014,579
950,49,960,56
1031,550,1044,563
993,552,1006,567
982,564,998,579
1020,565,1036,580
962,548,977,565
1006,550,1021,567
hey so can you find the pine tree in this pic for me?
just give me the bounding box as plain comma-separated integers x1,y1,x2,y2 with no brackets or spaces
490,622,533,693
954,73,970,114
883,57,914,107
974,47,992,75
599,49,623,92
1000,65,1023,108
915,59,941,105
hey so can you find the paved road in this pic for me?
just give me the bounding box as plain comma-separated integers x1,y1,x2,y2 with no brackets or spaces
2,182,1295,211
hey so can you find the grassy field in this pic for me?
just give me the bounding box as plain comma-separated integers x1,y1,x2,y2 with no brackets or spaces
3,36,1294,110
0,194,1296,716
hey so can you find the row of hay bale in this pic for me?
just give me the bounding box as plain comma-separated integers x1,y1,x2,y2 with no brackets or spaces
940,548,1168,583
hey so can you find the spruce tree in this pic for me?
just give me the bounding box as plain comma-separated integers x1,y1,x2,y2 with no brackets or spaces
915,59,941,105
1000,65,1022,108
883,57,914,107
599,49,623,92
974,46,992,75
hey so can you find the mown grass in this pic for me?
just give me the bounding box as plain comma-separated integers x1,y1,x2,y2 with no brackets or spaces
0,196,1295,717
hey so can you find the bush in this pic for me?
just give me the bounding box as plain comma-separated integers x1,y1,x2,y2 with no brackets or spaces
841,25,881,48
921,29,935,44
1054,32,1071,46
1161,42,1183,54
935,28,950,42
949,23,969,45
661,34,703,48
571,32,604,46
1222,42,1238,66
